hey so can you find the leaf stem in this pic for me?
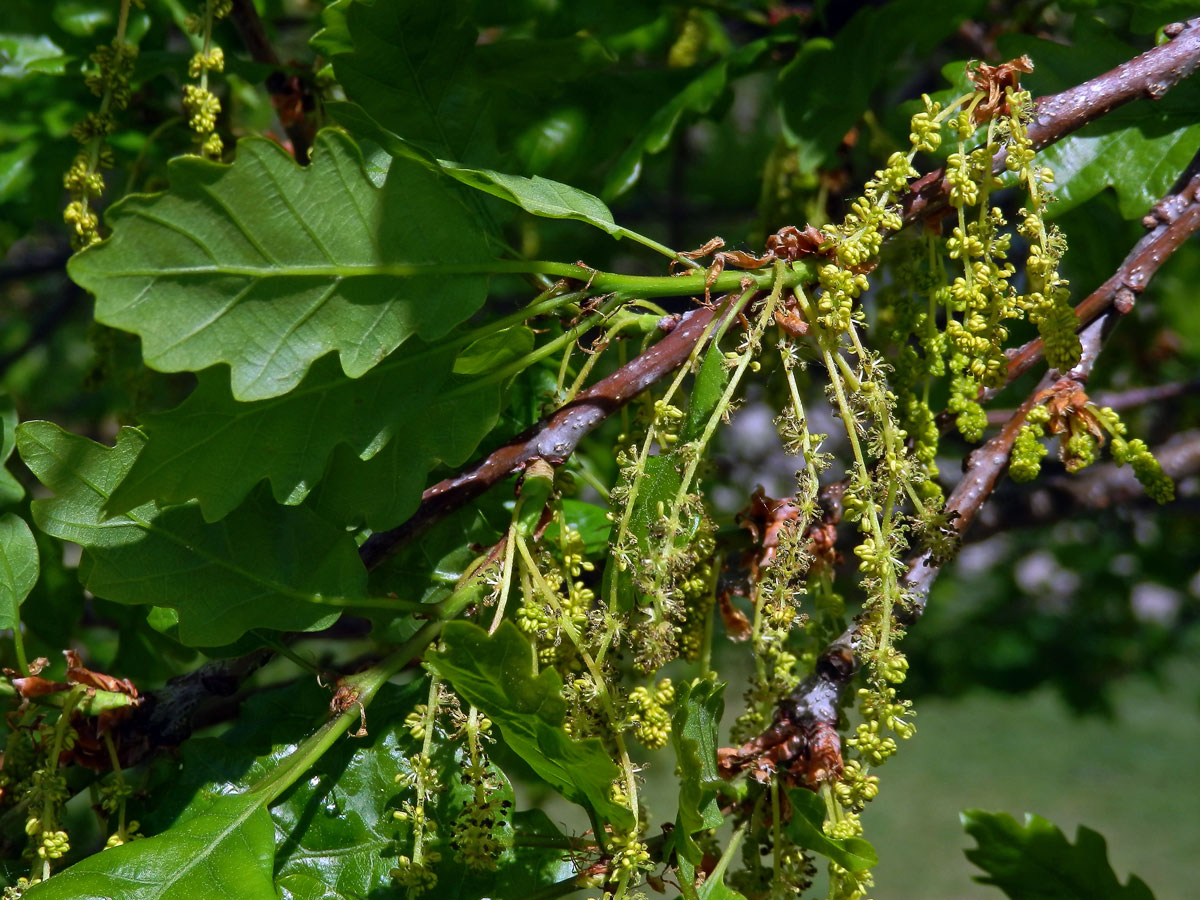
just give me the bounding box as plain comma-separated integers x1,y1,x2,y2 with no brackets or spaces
669,260,786,523
442,294,627,400
707,821,748,891
250,584,476,805
489,527,517,635
10,623,28,677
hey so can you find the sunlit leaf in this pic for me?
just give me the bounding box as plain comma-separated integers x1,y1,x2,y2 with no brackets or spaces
670,677,726,868
25,794,277,900
784,788,878,873
140,678,574,900
0,33,65,78
962,810,1156,900
997,31,1200,220
68,129,490,401
682,339,730,444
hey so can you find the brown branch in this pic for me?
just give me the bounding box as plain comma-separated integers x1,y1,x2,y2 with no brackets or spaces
358,295,744,570
969,428,1200,540
725,239,1164,783
912,285,1118,608
903,17,1200,226
124,647,274,749
369,21,1200,578
983,169,1200,404
985,378,1200,425
229,0,314,162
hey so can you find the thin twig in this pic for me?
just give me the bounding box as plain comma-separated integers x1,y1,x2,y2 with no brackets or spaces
902,17,1200,226
985,378,1200,425
982,168,1200,405
358,297,742,570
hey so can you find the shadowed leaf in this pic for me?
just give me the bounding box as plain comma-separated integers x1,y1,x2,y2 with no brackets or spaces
17,422,355,646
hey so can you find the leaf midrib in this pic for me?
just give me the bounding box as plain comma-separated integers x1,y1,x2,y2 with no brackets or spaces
93,263,498,278
144,797,266,900
27,431,356,607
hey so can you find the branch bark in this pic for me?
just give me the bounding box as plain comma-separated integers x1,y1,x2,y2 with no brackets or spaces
969,428,1200,541
229,0,314,162
982,167,1200,404
368,19,1200,575
903,17,1200,226
985,378,1200,425
728,103,1200,785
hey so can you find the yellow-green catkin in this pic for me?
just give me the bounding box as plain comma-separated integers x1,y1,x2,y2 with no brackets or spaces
183,0,231,158
63,0,142,249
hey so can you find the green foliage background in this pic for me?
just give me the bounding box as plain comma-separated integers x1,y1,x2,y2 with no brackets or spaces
1,1,1198,898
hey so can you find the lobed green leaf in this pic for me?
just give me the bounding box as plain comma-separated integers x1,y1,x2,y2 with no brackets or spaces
0,394,22,506
105,344,492,527
25,794,277,900
962,809,1157,900
68,129,490,401
139,677,574,900
682,339,731,444
17,421,356,646
669,676,727,872
783,788,878,873
304,371,502,531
